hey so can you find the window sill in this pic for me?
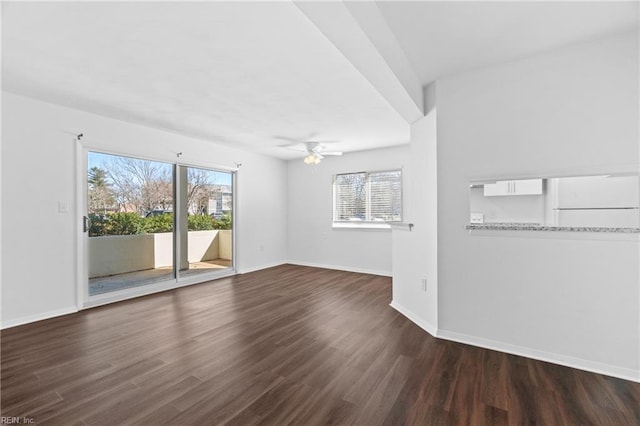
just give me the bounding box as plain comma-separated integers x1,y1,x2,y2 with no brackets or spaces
332,222,392,230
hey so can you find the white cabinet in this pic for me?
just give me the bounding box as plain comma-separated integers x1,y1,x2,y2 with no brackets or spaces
483,179,543,196
483,181,510,196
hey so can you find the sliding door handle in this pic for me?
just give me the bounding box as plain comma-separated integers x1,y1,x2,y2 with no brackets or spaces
83,216,92,233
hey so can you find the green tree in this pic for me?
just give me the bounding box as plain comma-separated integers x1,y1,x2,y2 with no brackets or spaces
89,166,109,187
88,166,115,214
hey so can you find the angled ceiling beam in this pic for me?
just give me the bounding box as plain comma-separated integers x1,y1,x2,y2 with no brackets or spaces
294,1,424,124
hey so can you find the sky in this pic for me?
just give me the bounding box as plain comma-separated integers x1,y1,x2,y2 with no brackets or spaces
88,151,233,186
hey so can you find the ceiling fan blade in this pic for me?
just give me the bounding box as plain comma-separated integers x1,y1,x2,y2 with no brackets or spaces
274,135,303,144
280,146,308,153
306,142,321,152
274,132,321,143
277,142,304,149
277,138,343,159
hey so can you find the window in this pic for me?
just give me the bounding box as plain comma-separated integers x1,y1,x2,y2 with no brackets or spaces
333,170,402,224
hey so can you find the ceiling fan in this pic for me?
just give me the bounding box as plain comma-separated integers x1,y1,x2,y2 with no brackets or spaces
280,140,343,164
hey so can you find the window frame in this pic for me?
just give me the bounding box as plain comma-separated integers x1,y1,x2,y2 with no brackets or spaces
332,169,403,229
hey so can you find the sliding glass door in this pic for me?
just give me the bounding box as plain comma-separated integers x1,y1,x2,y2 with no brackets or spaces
84,151,234,301
177,165,234,278
86,152,175,296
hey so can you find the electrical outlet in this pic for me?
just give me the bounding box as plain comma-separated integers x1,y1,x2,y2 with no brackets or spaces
420,277,427,292
470,212,484,224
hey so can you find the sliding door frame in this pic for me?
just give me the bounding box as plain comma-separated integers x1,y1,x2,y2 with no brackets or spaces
76,140,238,310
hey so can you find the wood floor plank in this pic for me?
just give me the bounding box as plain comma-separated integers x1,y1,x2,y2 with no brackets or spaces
82,375,203,426
483,404,509,426
2,264,639,425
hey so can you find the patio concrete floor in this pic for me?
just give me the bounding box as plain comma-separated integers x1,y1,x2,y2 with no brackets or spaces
89,259,232,296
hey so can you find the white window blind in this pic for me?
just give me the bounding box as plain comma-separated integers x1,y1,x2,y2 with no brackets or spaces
333,170,402,222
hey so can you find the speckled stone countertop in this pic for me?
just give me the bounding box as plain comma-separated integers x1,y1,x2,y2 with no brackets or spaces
466,223,640,233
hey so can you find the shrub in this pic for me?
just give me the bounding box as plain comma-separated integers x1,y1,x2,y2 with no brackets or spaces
106,212,145,235
214,213,232,230
144,213,174,233
88,213,109,237
88,211,232,236
188,214,216,231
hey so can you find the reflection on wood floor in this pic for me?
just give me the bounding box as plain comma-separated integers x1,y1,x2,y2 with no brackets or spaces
2,264,639,425
89,259,232,295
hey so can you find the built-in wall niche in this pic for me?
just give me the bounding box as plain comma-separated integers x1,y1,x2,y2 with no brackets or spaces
469,174,640,228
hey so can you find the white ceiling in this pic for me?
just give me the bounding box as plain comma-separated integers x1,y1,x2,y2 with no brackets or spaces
1,1,409,159
2,1,638,160
377,1,639,85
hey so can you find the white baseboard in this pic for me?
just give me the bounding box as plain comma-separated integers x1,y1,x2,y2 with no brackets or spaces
286,260,392,277
389,300,638,383
389,300,438,336
1,306,78,330
437,329,640,383
237,261,286,275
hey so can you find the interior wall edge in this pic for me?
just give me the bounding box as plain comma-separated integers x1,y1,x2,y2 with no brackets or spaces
286,261,392,277
236,261,287,275
389,300,438,336
0,305,78,330
436,328,640,383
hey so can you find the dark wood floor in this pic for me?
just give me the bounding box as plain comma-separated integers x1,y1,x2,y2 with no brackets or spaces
2,264,639,425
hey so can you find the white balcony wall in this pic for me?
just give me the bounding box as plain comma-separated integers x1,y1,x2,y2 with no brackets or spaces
88,230,232,278
89,234,157,278
186,231,219,264
219,230,233,260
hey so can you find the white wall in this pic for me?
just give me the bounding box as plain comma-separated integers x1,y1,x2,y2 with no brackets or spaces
434,31,639,380
1,92,288,327
391,91,438,333
287,145,410,276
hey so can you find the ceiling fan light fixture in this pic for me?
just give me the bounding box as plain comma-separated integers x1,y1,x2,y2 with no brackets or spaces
303,153,321,165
